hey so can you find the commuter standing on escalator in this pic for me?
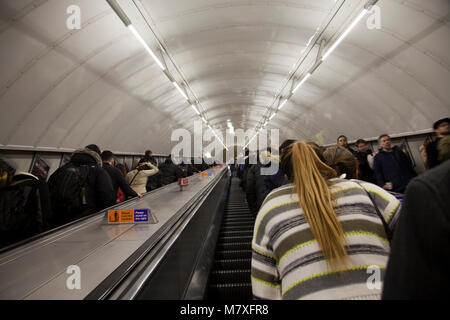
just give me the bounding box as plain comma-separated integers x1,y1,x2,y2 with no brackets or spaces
101,151,142,202
251,141,401,299
48,144,115,226
126,160,159,195
140,149,158,166
158,158,183,186
337,135,356,156
373,134,416,193
354,139,375,183
426,117,450,169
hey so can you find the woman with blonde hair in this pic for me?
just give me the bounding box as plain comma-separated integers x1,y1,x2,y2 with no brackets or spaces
251,141,401,300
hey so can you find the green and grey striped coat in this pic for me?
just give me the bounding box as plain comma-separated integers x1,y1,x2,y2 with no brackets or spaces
251,179,401,300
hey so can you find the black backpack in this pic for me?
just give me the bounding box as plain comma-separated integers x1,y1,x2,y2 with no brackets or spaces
48,163,92,221
0,178,44,248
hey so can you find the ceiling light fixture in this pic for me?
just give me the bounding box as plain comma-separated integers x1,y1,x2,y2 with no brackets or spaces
292,73,312,94
278,99,288,110
173,82,188,100
321,9,368,61
191,105,200,115
128,25,165,71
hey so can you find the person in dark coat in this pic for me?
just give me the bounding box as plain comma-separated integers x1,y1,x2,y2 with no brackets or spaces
140,150,157,166
158,158,183,186
245,161,261,216
101,151,141,201
255,150,288,211
373,134,416,193
426,117,450,169
382,159,450,299
0,172,53,247
355,139,375,183
48,146,115,226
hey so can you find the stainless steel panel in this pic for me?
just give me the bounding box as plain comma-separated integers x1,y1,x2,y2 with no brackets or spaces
0,167,226,299
25,240,145,300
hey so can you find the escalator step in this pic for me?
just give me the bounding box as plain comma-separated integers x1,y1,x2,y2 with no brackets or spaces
209,269,251,284
220,230,253,236
221,226,254,231
207,283,253,300
215,249,252,260
214,258,252,270
216,242,252,251
218,235,253,242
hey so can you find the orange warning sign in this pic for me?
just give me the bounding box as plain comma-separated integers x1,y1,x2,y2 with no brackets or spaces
108,210,134,223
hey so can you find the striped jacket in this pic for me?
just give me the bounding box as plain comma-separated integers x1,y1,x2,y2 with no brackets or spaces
251,179,401,300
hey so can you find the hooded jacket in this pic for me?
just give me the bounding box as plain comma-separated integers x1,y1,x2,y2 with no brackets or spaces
373,146,416,193
48,148,115,225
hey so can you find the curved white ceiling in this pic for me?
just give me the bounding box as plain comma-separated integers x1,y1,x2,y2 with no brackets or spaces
0,0,448,154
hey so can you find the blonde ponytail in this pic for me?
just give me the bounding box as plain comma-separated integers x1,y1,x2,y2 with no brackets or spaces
289,142,348,268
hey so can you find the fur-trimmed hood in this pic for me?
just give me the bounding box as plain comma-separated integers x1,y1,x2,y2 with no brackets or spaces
70,148,103,167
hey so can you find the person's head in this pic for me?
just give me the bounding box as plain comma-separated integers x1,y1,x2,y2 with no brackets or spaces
165,158,173,165
101,151,115,165
85,144,101,155
378,134,392,151
355,139,368,152
323,146,357,179
337,135,348,148
437,135,450,164
145,150,153,157
115,163,127,177
280,141,347,267
280,139,296,155
433,117,450,138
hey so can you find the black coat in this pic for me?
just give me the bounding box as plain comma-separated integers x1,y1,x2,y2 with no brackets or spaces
0,173,53,247
383,160,450,299
103,163,138,200
50,150,115,224
373,146,416,193
355,149,375,183
158,163,183,186
426,137,441,169
245,164,261,215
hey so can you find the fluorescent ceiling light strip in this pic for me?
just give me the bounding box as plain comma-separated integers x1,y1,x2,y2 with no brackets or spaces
173,82,188,100
191,105,200,115
321,9,368,61
201,117,207,124
128,25,165,71
278,99,288,110
292,73,312,93
269,113,276,120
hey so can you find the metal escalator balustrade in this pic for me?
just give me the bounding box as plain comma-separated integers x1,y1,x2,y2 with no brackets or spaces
207,177,255,300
